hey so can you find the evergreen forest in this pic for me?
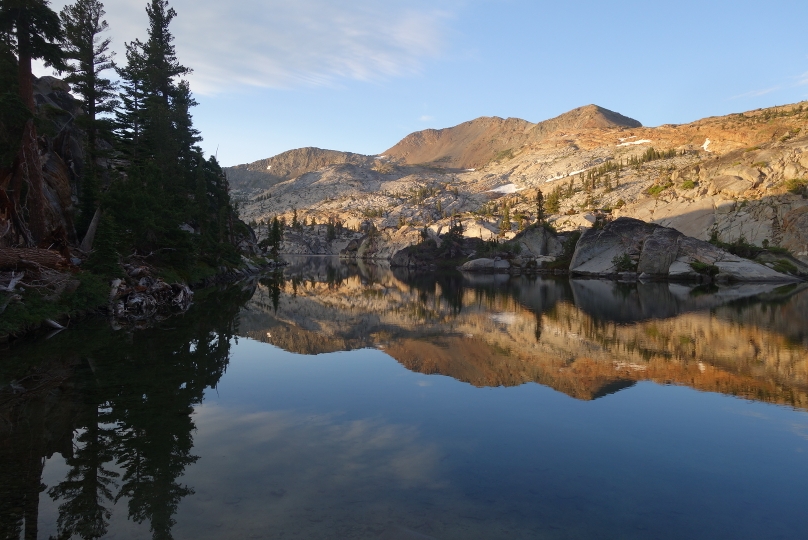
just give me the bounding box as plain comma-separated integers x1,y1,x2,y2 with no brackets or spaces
0,0,250,280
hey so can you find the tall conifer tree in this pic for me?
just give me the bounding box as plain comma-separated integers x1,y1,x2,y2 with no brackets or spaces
0,0,64,244
60,0,118,235
105,0,241,271
115,40,146,161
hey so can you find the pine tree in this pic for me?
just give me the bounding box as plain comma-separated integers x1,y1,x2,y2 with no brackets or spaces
545,187,561,214
266,216,281,257
77,166,98,237
0,0,65,243
115,40,147,161
139,0,187,175
0,40,33,246
105,0,242,271
142,0,188,103
501,204,511,232
171,79,199,166
604,174,613,192
60,0,118,236
535,190,544,223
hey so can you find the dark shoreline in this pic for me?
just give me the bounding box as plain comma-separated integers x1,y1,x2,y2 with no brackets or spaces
0,258,285,346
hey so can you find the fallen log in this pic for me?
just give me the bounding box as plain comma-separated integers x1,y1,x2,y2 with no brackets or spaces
0,248,66,270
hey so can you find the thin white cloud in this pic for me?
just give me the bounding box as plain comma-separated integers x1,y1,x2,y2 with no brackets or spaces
728,69,808,100
729,86,781,100
48,0,450,95
419,115,435,122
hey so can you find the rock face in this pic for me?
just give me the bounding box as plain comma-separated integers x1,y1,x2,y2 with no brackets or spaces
279,226,362,255
341,226,425,261
513,225,564,258
781,206,808,262
570,217,797,282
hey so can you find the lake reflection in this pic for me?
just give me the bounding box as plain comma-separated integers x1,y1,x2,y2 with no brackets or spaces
247,258,808,407
2,258,808,539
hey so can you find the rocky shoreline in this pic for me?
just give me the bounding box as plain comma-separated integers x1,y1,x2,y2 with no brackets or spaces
333,217,806,283
0,256,286,343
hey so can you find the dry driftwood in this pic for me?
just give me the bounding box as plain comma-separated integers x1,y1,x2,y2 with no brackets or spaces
0,247,66,270
0,271,24,292
80,208,101,253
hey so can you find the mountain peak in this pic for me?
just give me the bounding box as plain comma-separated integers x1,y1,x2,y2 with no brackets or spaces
384,105,641,169
551,104,642,129
226,147,374,190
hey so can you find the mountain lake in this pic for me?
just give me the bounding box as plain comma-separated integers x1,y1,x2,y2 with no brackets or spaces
2,256,808,540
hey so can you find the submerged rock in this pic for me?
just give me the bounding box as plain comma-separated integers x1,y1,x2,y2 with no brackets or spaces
459,258,511,272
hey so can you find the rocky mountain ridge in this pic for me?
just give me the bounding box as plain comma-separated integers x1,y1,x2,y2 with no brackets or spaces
226,147,375,191
384,104,642,169
228,100,808,264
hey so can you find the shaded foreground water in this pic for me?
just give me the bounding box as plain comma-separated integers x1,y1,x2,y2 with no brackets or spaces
2,257,808,539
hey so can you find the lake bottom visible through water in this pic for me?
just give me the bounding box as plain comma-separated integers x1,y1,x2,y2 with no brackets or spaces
3,257,808,539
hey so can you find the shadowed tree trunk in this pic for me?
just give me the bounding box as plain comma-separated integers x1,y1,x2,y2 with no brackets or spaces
14,8,48,244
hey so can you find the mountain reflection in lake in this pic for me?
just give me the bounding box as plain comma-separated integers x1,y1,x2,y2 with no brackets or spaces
2,257,808,540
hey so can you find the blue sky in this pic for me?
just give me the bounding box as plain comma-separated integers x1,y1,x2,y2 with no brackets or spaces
43,0,808,166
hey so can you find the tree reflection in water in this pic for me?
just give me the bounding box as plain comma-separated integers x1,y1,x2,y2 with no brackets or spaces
2,259,808,540
0,284,254,540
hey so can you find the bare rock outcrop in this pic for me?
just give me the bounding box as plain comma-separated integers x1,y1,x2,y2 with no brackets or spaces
781,206,808,262
513,225,564,258
569,217,797,281
225,147,375,190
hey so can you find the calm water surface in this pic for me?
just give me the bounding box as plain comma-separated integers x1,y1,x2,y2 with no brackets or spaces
2,257,808,539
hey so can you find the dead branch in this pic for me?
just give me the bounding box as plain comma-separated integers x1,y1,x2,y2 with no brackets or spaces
0,271,24,292
80,208,101,253
44,319,65,330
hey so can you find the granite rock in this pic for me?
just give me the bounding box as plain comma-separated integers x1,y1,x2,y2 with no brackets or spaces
570,217,798,282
